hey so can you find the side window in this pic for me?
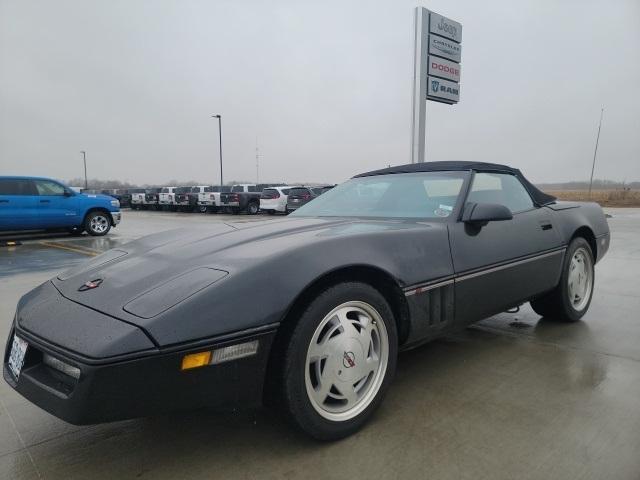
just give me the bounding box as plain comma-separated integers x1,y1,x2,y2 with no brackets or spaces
34,180,66,196
248,186,258,193
0,179,35,195
468,173,534,213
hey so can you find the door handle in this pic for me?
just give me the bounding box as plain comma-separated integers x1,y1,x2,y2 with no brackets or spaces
39,199,50,203
540,222,553,231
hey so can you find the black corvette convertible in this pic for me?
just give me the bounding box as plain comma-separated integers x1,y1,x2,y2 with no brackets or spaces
4,162,610,440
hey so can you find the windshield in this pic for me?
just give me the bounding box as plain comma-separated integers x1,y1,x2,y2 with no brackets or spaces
289,172,466,219
175,187,191,193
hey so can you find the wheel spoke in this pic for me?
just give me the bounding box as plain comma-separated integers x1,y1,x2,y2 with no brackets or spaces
334,383,358,405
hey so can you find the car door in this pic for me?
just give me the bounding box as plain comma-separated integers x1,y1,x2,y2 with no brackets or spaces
449,172,564,325
0,178,39,230
32,179,79,228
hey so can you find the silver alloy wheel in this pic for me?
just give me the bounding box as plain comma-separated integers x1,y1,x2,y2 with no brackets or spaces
568,247,593,311
305,301,389,422
90,215,109,234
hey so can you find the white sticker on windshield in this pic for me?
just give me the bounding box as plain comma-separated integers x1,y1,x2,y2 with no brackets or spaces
434,204,453,217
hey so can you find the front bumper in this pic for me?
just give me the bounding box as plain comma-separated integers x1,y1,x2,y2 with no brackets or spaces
4,323,275,425
110,211,122,225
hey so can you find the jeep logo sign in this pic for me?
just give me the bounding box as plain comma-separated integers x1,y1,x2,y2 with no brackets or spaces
428,56,461,83
427,76,460,103
429,13,462,43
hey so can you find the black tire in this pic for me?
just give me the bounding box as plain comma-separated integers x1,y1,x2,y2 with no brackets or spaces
278,282,398,440
84,211,111,236
530,237,594,322
246,202,259,215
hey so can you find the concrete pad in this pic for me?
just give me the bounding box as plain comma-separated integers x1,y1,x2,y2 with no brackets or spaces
0,208,639,479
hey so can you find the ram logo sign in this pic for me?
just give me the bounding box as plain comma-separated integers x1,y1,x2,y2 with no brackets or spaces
427,76,460,103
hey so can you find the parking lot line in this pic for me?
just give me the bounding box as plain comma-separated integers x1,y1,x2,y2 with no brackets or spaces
37,241,100,257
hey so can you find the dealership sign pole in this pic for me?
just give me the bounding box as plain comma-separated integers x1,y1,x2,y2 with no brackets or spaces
411,7,462,163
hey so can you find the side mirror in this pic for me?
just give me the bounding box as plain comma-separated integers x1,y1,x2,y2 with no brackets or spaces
63,189,74,197
462,202,513,226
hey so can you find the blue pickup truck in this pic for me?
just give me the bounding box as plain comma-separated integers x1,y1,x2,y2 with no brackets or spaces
0,176,121,236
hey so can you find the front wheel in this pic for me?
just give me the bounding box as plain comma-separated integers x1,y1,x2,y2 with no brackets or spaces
85,211,112,236
278,282,398,440
530,237,594,322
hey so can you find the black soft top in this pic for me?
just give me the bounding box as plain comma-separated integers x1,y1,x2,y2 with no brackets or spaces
354,161,556,207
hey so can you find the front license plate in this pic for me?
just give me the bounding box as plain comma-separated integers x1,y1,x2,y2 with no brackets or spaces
8,335,28,380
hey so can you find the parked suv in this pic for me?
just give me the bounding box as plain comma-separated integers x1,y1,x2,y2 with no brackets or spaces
0,176,121,236
260,186,300,214
285,186,332,212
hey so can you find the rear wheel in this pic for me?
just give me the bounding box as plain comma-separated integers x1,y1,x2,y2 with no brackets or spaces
278,282,397,440
530,237,594,322
246,202,259,215
85,211,111,236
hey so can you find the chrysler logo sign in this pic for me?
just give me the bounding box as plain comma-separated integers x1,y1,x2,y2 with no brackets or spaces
428,35,461,63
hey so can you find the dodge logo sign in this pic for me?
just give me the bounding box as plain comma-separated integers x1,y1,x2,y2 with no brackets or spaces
428,56,461,83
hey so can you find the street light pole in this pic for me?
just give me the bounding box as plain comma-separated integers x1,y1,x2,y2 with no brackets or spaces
211,115,223,192
588,107,604,200
80,150,88,189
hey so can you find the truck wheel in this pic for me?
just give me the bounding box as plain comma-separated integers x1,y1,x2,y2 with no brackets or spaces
530,237,594,322
85,211,112,236
247,202,259,215
278,282,398,440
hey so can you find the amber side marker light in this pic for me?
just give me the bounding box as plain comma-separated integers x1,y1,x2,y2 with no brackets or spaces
180,341,259,371
181,351,212,371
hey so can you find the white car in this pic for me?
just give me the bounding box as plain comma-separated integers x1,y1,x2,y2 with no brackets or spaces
260,186,300,214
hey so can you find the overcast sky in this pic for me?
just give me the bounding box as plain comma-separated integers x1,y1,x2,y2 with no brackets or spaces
1,0,639,186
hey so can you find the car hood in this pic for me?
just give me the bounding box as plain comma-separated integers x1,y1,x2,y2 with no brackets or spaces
51,216,450,345
80,193,115,202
